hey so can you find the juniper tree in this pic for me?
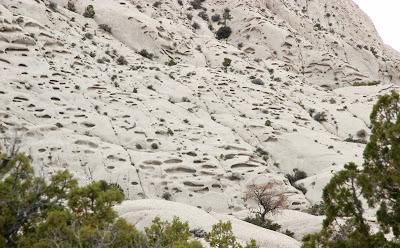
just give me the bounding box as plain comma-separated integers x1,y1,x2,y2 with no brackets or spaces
0,152,140,247
302,91,400,247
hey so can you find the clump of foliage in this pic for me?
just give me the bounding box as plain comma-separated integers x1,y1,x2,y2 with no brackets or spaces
283,229,295,238
0,151,138,247
198,11,209,21
255,147,269,162
211,14,221,22
48,1,57,11
83,5,95,18
166,58,177,66
162,192,172,200
99,24,112,33
84,32,93,39
206,221,257,248
222,58,231,72
67,0,76,12
216,26,232,40
356,129,367,139
190,0,205,10
313,111,327,122
251,78,264,86
145,217,202,248
222,8,232,25
285,168,307,184
243,215,281,231
352,81,381,87
116,55,128,65
306,202,325,216
153,1,162,8
138,49,154,60
192,22,200,30
302,91,400,247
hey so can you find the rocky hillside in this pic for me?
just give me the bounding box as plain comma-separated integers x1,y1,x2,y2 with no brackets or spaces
0,0,399,246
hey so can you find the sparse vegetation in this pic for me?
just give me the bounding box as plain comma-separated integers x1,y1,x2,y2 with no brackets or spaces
162,192,172,200
198,11,209,21
255,147,269,162
251,78,264,85
283,229,295,238
211,14,221,22
97,56,111,64
356,129,367,139
166,58,177,66
138,49,154,60
285,168,307,184
313,111,327,122
153,1,162,8
352,81,381,87
67,1,76,12
116,55,128,65
83,32,93,39
99,23,112,33
190,0,205,10
243,215,281,231
222,8,232,25
48,1,57,11
222,58,231,72
306,202,325,216
192,22,200,30
286,169,308,194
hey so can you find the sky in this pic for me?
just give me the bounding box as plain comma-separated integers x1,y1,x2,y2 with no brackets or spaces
352,0,400,52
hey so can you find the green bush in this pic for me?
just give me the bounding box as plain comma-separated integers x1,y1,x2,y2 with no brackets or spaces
352,81,381,87
306,202,325,216
243,215,281,231
145,217,201,248
166,58,177,66
216,26,232,40
206,221,257,248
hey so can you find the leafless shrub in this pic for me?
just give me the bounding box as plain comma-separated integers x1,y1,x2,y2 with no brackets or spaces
244,182,286,220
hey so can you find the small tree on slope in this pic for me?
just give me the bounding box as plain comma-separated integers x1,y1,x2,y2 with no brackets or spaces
244,182,286,221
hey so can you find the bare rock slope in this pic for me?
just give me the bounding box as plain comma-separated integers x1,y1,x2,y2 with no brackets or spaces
0,0,399,246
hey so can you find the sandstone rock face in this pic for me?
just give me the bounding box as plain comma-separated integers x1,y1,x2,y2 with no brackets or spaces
0,0,399,245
